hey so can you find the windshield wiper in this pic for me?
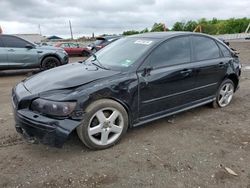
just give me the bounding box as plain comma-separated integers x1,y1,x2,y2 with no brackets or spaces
90,52,109,70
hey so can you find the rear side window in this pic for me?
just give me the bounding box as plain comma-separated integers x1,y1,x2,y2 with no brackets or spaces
218,42,231,57
1,36,28,48
192,36,220,61
147,36,191,68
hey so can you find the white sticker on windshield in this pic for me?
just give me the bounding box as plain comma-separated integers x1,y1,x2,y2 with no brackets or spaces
134,40,153,45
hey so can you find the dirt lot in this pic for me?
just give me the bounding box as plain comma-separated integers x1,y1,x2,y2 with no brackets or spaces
0,43,250,188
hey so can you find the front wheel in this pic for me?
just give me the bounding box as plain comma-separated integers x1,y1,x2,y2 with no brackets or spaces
213,79,235,108
41,56,60,70
77,99,128,150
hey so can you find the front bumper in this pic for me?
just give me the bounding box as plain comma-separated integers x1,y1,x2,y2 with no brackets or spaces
14,109,81,147
12,83,81,148
61,55,69,65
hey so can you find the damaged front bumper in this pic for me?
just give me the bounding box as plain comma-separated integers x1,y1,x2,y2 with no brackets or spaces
14,109,81,147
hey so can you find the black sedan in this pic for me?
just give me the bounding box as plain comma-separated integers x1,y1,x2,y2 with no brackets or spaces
12,32,241,150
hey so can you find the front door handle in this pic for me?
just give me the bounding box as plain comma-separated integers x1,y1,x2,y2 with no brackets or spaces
218,62,226,67
8,49,15,52
180,69,192,75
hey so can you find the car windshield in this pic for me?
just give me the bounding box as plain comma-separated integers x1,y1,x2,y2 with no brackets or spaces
85,37,157,70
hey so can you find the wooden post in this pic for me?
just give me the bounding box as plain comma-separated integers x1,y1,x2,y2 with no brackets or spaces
245,22,250,33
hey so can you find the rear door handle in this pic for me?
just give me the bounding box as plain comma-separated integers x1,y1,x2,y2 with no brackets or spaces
8,49,15,52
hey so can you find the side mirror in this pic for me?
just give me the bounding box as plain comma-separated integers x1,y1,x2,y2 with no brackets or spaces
141,67,153,77
25,44,34,49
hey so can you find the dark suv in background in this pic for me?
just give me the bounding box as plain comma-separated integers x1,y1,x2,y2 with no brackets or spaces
0,35,68,70
87,35,122,52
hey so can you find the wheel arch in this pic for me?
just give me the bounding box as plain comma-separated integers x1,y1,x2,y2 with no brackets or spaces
40,54,61,67
105,97,133,128
225,73,239,91
82,96,133,129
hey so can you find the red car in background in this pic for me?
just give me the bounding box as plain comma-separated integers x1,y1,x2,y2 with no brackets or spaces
55,42,91,57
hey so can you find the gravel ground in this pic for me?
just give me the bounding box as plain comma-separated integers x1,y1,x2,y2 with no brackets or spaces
0,43,250,188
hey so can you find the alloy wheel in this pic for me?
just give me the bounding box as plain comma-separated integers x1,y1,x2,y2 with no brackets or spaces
218,83,234,107
87,107,124,146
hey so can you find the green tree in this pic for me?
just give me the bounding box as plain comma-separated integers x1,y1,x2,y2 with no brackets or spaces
172,22,185,31
184,21,198,31
123,30,140,36
151,23,165,32
140,28,149,33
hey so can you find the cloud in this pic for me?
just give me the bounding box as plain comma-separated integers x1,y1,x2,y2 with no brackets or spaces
0,0,249,38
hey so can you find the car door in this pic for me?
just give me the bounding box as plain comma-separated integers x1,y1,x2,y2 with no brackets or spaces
68,43,78,55
137,36,198,120
191,36,228,99
61,43,71,55
0,37,8,69
1,35,38,68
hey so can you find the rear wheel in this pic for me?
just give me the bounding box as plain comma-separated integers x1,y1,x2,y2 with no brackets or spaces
41,56,60,70
77,99,128,150
212,79,235,108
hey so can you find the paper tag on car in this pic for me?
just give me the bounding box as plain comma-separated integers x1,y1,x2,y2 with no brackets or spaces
134,40,153,45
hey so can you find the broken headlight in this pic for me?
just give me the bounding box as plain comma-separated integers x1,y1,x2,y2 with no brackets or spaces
30,99,76,117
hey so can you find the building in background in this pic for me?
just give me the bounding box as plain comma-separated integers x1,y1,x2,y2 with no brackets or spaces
14,34,46,43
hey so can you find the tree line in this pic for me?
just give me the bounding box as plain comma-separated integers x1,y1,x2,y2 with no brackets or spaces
122,17,250,35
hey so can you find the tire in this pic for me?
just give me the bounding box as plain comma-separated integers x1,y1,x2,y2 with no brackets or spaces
41,56,60,70
77,99,128,150
212,79,235,108
82,50,90,57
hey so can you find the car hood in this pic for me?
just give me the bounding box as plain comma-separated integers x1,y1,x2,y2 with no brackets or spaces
24,62,119,94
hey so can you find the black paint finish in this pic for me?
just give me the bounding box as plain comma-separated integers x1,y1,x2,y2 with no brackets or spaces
12,32,241,147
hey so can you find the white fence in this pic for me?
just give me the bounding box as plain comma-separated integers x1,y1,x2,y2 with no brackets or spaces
215,33,250,40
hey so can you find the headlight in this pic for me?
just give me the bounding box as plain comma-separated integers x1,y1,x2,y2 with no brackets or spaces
30,99,76,117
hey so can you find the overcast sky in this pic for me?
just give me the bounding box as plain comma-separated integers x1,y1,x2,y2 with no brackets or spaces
0,0,249,38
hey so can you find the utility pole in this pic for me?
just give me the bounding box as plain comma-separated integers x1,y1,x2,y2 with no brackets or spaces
38,24,42,35
69,20,73,40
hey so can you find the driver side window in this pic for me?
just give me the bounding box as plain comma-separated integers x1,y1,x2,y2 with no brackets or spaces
146,36,191,68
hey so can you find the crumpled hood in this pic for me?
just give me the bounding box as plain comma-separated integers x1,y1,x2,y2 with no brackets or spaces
24,63,119,94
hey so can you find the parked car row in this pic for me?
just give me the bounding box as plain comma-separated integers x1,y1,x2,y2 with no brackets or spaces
0,35,121,70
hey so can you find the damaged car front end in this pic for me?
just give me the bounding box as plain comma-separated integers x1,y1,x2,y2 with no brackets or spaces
12,83,82,147
11,61,120,147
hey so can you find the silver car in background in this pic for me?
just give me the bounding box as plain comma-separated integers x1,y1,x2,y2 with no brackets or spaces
0,35,68,70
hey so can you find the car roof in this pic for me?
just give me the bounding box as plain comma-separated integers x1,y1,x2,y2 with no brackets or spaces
96,35,121,40
128,31,213,40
